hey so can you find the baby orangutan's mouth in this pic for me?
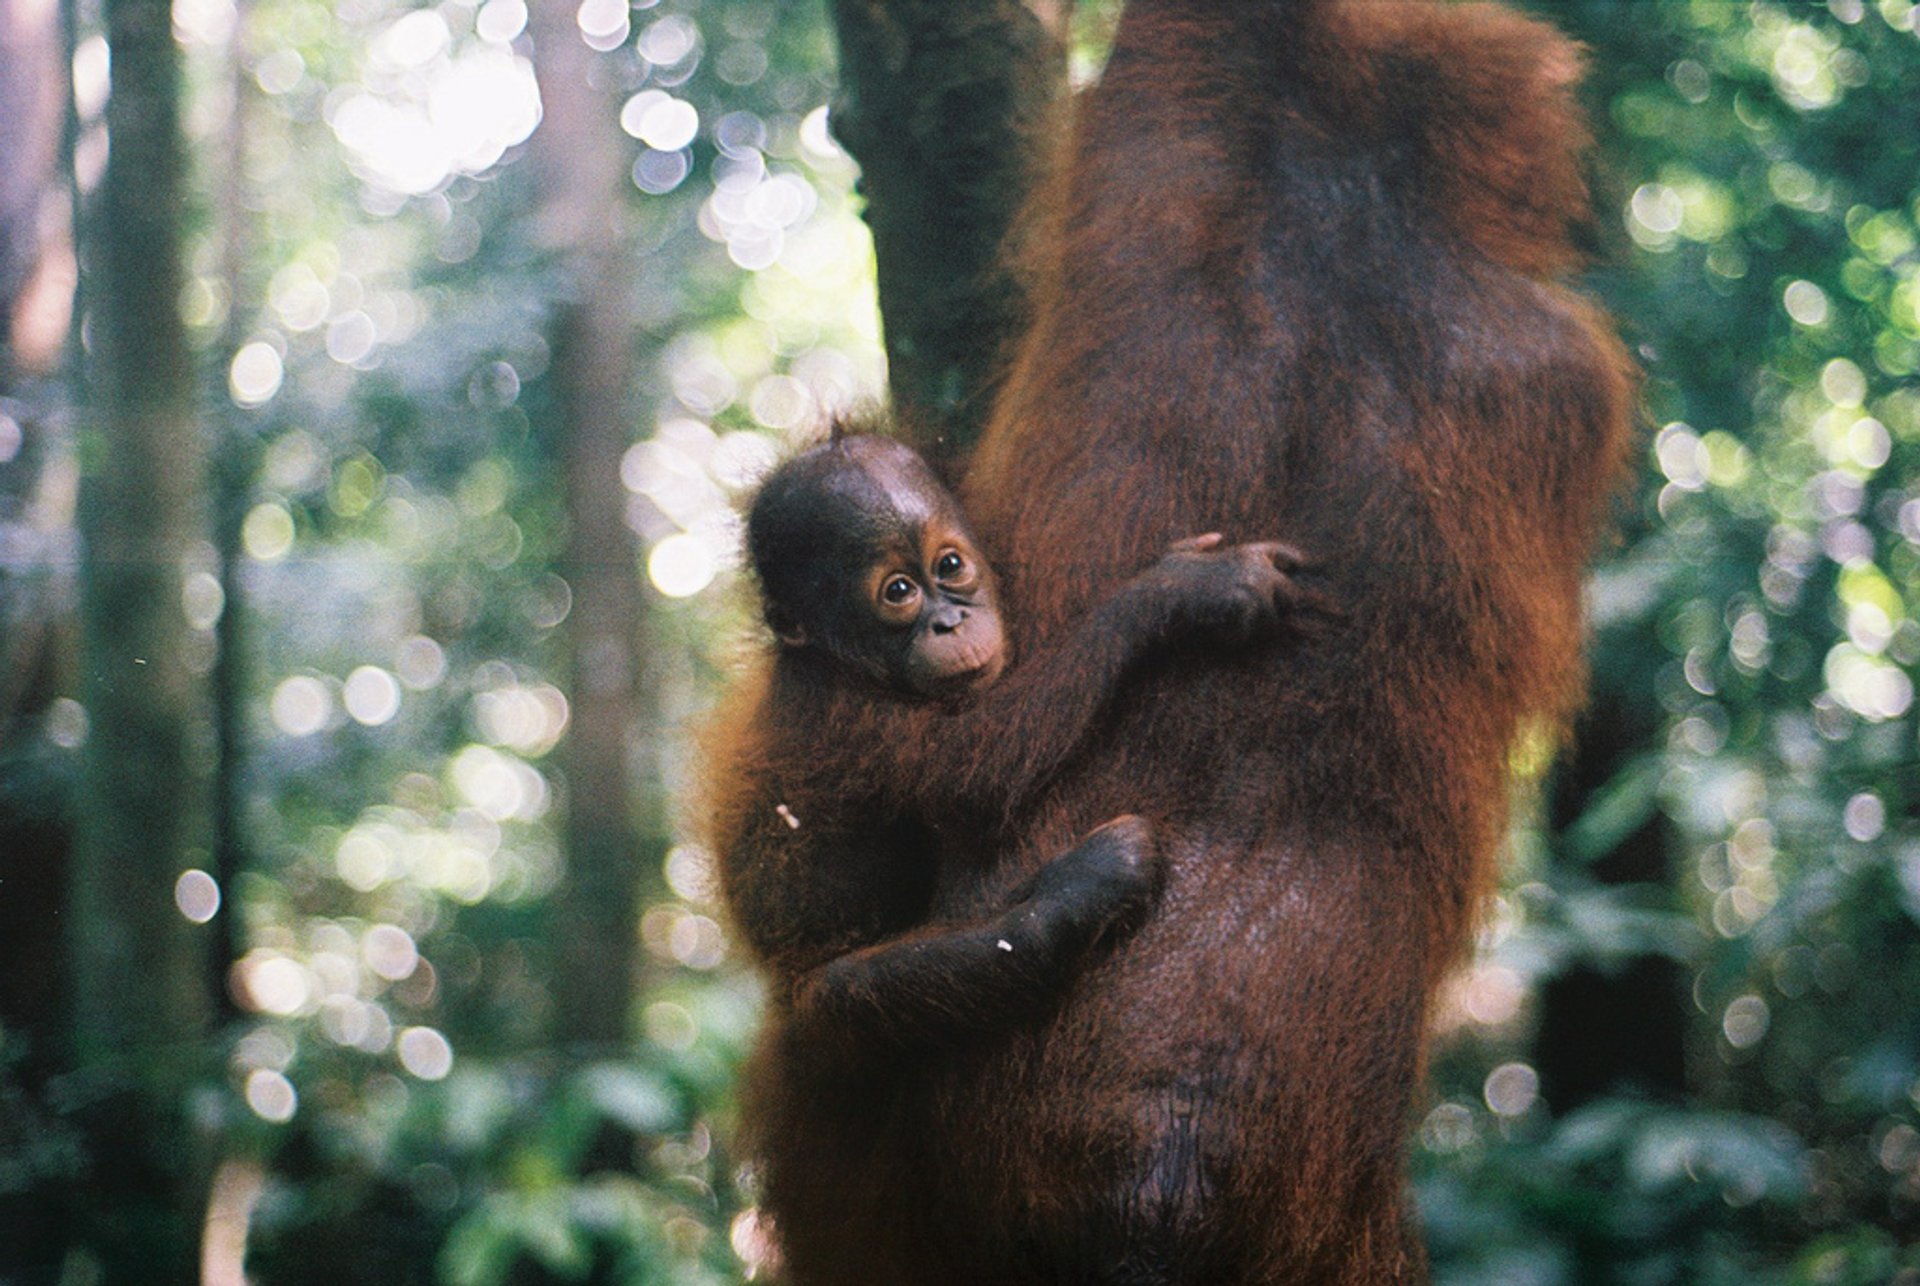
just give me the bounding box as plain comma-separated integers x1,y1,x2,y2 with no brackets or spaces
915,643,1006,703
907,608,1007,702
955,651,1006,689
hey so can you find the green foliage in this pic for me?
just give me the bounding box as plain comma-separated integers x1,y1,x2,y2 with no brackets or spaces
1415,2,1920,1279
6,0,870,1279
1421,1101,1806,1283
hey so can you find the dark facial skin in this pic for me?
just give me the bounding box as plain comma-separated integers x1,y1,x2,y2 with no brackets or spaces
749,436,1007,701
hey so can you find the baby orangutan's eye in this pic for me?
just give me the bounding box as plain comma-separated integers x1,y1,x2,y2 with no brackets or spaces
935,550,966,581
881,576,919,606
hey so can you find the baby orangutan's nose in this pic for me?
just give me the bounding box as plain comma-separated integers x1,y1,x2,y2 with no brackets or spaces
930,605,968,634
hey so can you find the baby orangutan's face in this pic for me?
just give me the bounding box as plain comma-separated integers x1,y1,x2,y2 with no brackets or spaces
764,437,1006,702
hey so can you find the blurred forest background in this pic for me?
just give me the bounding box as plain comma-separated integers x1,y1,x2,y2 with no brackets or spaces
1,0,1918,1281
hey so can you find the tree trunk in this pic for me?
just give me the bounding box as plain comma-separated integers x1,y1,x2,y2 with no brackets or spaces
529,2,650,1051
208,2,258,1022
68,0,214,1273
826,0,1064,467
1534,636,1688,1107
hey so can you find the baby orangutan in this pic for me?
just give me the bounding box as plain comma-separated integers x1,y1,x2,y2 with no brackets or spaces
704,433,1330,1063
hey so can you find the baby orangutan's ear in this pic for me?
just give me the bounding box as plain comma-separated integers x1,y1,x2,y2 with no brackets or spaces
766,604,808,648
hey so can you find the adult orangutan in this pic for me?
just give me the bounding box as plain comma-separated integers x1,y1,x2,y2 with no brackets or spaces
713,0,1633,1280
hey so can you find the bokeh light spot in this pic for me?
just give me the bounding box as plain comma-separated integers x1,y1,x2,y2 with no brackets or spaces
395,635,447,689
182,571,224,630
229,342,284,407
633,148,691,195
450,744,546,824
1460,964,1525,1027
245,1069,297,1123
172,0,234,46
636,98,699,151
664,844,715,904
268,263,329,332
326,311,377,364
1483,1062,1540,1118
575,0,629,50
620,89,666,138
1844,791,1885,841
329,49,540,197
270,675,332,736
476,0,527,43
72,35,109,120
1821,357,1867,407
1723,994,1770,1048
473,682,569,754
669,913,726,970
343,666,402,726
242,502,295,561
1784,279,1830,326
1630,183,1683,234
375,10,448,70
644,1001,698,1051
336,829,396,892
397,1026,454,1080
236,951,311,1016
648,533,716,597
174,869,221,923
254,47,304,95
363,925,419,981
637,14,698,65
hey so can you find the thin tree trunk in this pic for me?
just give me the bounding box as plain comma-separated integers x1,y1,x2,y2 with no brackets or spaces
529,1,649,1051
1535,646,1687,1108
209,0,256,1021
826,0,1064,466
69,0,214,1272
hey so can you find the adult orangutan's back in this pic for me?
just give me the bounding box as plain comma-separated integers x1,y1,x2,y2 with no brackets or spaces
763,2,1634,1282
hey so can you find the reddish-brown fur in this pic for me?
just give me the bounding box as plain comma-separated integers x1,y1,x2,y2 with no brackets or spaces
704,1,1633,1281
